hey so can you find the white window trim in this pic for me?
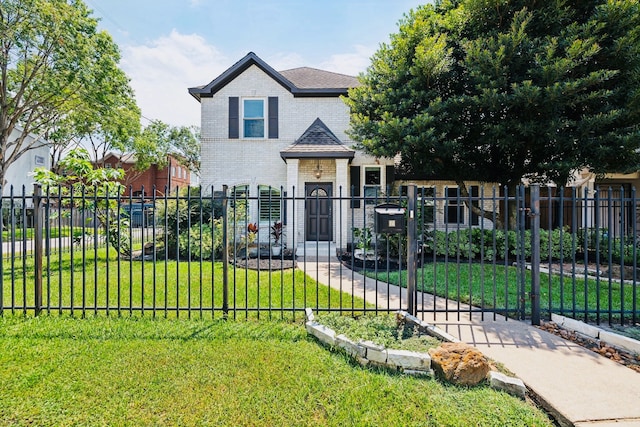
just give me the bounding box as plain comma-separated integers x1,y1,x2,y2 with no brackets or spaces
442,185,480,226
242,97,267,139
362,165,384,203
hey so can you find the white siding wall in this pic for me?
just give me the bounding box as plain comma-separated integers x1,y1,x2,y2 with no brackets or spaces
200,65,354,192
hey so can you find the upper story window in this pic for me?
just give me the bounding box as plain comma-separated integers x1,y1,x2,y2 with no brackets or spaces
34,155,45,166
229,97,278,139
243,99,265,138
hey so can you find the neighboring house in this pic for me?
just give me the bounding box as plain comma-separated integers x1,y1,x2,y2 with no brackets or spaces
2,125,51,205
97,152,191,197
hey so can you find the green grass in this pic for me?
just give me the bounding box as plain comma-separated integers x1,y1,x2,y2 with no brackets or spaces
1,226,74,241
369,262,638,321
2,246,370,319
0,316,553,426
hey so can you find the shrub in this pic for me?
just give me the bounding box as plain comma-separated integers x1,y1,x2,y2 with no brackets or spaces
156,187,223,259
178,223,215,260
423,227,574,262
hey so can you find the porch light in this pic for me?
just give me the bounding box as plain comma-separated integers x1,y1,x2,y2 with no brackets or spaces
314,160,322,179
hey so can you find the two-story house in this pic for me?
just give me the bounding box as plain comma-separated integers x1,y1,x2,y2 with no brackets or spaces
189,52,395,249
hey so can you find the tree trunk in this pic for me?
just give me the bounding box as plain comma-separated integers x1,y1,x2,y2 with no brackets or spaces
456,180,519,230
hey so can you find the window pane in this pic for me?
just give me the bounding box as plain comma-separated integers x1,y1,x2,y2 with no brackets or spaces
244,119,264,138
244,100,264,118
365,167,381,185
445,188,462,224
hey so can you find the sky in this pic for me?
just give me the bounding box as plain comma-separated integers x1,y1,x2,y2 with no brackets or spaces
84,0,427,128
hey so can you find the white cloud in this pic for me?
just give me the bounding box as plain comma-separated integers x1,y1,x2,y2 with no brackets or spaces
119,33,376,128
267,52,306,71
121,30,228,127
318,45,376,76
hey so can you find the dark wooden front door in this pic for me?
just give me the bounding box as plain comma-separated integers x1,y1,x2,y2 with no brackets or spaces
306,183,332,241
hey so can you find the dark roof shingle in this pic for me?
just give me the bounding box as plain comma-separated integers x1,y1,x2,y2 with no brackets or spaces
278,67,359,90
280,118,355,160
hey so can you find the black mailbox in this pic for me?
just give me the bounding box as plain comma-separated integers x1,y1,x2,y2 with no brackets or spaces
375,203,406,234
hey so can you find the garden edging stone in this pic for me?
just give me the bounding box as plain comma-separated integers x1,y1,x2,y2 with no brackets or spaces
304,308,527,397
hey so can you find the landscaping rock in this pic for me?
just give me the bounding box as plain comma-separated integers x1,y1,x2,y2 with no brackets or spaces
386,349,431,371
305,321,336,346
335,334,366,358
359,340,387,364
305,308,315,322
428,342,490,386
488,371,526,398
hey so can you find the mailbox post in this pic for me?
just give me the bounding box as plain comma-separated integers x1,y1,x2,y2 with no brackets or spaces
406,185,417,316
374,197,417,316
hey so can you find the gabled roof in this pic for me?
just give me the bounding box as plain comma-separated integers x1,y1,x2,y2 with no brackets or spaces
188,52,358,101
97,152,136,164
280,118,355,160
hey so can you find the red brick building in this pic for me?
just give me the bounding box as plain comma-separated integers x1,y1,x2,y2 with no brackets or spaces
98,152,191,197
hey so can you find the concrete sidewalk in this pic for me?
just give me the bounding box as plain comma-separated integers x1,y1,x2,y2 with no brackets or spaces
301,258,640,427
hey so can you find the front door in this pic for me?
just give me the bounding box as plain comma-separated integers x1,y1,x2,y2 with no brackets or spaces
306,183,332,241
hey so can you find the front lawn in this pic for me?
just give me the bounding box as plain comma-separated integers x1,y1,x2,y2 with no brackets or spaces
0,316,553,426
367,262,636,321
2,247,368,318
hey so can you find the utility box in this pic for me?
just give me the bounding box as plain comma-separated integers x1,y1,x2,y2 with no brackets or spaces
375,203,406,234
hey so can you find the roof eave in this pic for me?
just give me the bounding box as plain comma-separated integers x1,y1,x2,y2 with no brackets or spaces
280,151,355,160
188,52,296,99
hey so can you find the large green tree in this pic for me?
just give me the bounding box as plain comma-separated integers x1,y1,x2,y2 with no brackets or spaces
347,0,640,228
0,0,138,185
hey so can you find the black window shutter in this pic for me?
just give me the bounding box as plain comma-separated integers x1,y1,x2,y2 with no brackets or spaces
470,185,480,225
229,97,239,139
385,165,395,193
268,97,278,139
350,166,361,208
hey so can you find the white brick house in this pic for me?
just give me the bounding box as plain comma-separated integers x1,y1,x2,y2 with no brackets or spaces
189,52,394,249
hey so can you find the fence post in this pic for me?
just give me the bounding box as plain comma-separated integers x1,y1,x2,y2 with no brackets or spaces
530,184,541,325
407,185,417,316
221,185,229,319
33,184,43,316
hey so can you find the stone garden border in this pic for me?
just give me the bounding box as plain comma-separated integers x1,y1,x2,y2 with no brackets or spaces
304,308,527,398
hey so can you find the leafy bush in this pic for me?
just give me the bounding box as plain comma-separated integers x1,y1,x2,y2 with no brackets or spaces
422,227,574,262
178,223,215,260
156,187,223,259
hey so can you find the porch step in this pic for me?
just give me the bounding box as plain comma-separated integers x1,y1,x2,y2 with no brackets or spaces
296,241,337,260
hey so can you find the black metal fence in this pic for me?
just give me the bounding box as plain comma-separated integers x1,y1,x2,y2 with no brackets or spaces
0,184,638,325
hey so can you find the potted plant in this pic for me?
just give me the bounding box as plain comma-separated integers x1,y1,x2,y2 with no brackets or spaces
353,226,376,260
270,220,285,256
242,222,259,258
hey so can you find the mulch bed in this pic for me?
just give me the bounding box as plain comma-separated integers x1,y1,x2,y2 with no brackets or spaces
232,258,297,270
537,321,640,373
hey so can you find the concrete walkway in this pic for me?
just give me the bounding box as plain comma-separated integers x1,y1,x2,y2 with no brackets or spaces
300,257,640,427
